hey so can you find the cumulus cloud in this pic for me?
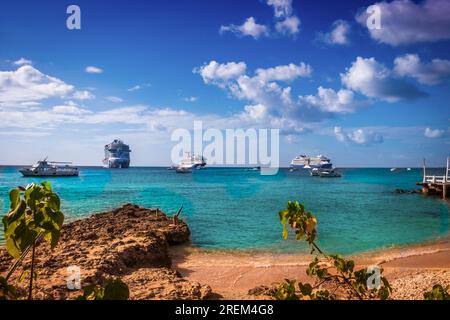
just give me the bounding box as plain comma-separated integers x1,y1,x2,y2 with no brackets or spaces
194,61,247,85
0,65,74,106
299,87,364,113
394,54,450,85
268,0,300,35
255,62,312,82
13,58,33,66
85,66,103,74
424,127,445,138
220,17,269,39
220,0,300,39
318,20,350,45
334,127,384,145
267,0,293,18
195,60,367,127
275,16,300,35
355,0,450,46
340,57,426,102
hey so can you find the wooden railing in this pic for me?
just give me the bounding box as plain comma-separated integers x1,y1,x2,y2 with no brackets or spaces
423,175,450,184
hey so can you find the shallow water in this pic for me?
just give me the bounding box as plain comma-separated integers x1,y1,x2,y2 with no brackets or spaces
0,166,448,254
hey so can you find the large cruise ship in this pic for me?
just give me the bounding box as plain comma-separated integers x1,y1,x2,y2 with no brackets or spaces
290,155,332,170
102,139,131,168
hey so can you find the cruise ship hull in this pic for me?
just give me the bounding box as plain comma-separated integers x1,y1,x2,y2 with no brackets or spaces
103,159,130,169
290,163,332,169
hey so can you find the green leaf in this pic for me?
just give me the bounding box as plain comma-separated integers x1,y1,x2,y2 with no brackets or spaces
103,279,130,300
47,194,60,211
9,189,20,211
299,282,312,296
5,237,21,259
41,181,52,192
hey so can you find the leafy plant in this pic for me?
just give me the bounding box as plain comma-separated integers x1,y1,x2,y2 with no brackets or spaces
2,182,64,299
1,182,131,301
76,279,130,300
424,284,450,300
276,201,392,300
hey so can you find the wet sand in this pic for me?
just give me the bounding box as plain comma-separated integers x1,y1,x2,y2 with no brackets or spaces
170,238,450,300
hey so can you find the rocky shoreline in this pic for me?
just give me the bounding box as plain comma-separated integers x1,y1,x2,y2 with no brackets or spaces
0,204,212,300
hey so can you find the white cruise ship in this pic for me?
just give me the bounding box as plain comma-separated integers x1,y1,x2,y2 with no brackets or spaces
176,153,207,173
290,155,332,170
102,139,131,168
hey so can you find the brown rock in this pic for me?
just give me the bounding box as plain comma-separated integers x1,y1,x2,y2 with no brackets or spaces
0,204,211,300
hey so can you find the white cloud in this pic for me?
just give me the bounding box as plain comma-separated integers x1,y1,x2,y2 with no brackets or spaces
0,104,176,131
52,104,91,115
299,87,363,113
275,16,300,35
72,90,95,100
105,96,124,103
183,96,198,102
340,57,425,102
0,65,74,106
318,20,350,45
240,104,268,120
128,83,151,92
334,127,383,145
220,0,300,39
268,0,300,35
424,127,445,138
85,66,103,74
355,0,450,46
220,17,269,39
195,60,366,126
267,0,293,18
394,54,450,85
255,62,312,82
194,61,247,85
14,58,33,66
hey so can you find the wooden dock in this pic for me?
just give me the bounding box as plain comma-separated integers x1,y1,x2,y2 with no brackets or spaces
416,157,450,199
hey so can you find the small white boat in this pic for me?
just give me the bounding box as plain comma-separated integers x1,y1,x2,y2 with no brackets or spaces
175,166,192,173
407,168,411,171
310,168,320,176
318,168,341,178
390,168,397,172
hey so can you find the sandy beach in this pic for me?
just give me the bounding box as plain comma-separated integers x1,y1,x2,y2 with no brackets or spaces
171,238,450,300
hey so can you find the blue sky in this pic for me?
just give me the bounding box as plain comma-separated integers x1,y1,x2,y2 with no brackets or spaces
0,0,449,167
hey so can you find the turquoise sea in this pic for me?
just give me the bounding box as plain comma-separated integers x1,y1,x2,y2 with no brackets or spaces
0,166,449,254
